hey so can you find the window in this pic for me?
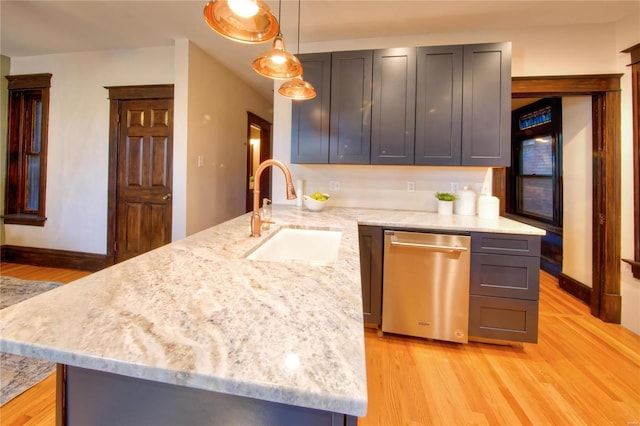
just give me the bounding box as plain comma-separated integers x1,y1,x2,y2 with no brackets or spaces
4,73,51,226
509,98,562,226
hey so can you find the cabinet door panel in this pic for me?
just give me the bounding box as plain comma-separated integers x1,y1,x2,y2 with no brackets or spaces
330,50,373,164
415,45,463,165
471,253,540,300
461,42,511,166
358,225,383,326
291,53,331,164
471,232,541,257
469,295,538,343
371,48,416,165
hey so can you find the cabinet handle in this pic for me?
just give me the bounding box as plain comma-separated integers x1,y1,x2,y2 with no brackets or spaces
390,236,467,252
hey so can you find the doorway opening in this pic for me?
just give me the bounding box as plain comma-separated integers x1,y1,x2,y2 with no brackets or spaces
494,74,622,323
245,112,272,213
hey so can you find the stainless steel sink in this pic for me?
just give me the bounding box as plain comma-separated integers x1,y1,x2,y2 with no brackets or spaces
245,227,342,265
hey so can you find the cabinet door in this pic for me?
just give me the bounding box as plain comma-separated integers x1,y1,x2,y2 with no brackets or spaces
371,47,416,165
469,295,538,343
470,253,540,300
415,45,463,165
329,50,373,164
461,42,512,166
358,225,383,326
291,53,331,164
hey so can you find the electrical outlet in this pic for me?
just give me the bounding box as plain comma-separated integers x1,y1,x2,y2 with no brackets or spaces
450,182,460,193
197,155,205,168
329,180,341,191
407,181,415,192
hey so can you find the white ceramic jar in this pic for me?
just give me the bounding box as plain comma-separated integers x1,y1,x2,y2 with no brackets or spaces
454,186,477,215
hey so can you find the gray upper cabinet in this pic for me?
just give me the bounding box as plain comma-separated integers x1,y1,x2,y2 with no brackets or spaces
329,50,373,164
291,53,331,164
461,42,512,166
291,42,512,166
415,45,463,165
371,47,417,165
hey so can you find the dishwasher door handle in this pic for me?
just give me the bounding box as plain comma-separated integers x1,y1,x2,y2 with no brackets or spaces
389,235,468,252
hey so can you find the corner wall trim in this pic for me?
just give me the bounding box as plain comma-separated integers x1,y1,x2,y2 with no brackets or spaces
558,272,592,306
0,245,109,272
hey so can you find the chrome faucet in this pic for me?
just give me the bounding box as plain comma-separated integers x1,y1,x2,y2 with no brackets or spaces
251,159,297,237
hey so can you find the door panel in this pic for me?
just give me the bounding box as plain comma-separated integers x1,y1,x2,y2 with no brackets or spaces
116,99,173,263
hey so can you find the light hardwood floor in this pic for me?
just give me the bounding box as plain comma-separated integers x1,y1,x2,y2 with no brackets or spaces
1,262,639,425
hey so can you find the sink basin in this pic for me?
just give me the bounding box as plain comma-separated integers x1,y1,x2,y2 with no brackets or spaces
246,227,342,265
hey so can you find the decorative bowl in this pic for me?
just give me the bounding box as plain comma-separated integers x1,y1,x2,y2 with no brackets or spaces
303,194,330,212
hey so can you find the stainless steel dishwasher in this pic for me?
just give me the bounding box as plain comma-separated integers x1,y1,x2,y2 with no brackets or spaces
381,230,471,343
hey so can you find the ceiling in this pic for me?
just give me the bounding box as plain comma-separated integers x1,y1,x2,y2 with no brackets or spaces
1,1,638,100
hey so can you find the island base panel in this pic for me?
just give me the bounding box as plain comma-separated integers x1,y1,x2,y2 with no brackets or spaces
57,365,356,426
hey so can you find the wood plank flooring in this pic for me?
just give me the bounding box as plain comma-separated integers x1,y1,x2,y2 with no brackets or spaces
1,263,639,425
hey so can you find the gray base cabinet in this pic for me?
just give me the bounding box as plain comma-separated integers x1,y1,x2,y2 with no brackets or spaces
469,232,541,343
58,365,356,426
358,225,383,326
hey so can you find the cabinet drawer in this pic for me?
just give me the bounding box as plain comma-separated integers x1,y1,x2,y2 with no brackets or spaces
471,232,541,257
469,295,538,343
470,253,540,300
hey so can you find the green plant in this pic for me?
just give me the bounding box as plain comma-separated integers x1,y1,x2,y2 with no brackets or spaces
435,192,456,201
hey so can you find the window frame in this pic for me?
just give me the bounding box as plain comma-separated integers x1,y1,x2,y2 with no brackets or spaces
508,97,563,227
4,73,51,226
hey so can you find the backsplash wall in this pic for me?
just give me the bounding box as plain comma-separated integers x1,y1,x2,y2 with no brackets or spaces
271,92,492,212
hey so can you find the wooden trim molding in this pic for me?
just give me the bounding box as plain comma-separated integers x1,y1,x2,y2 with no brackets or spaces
0,245,108,272
105,84,174,100
558,273,592,306
621,43,640,279
512,74,622,324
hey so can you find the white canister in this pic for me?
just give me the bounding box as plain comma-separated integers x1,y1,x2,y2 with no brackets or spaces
454,186,477,216
477,194,500,219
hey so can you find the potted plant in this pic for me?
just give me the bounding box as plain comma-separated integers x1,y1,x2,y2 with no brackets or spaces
435,192,456,215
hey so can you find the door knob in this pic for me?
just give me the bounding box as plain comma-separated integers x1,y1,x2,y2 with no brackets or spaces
163,193,172,200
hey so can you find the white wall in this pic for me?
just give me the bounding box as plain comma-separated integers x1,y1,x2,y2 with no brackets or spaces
184,41,272,236
5,47,175,254
562,97,593,287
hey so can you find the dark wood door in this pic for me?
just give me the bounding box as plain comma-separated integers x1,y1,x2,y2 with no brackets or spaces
115,99,173,263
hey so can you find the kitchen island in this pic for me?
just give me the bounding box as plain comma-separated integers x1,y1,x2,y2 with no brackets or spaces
0,205,543,425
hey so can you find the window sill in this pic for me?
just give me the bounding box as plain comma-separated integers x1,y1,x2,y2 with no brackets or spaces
622,259,640,280
2,214,47,226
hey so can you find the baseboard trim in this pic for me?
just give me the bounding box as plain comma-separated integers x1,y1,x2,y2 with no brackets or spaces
0,245,110,272
558,272,592,306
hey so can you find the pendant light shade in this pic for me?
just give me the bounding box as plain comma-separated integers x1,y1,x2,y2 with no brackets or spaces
278,75,316,100
203,0,279,44
252,35,303,79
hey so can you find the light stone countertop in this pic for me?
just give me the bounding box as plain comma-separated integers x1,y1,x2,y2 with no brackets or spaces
0,205,543,418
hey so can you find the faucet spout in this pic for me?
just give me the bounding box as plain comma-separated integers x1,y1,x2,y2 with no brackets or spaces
251,159,297,237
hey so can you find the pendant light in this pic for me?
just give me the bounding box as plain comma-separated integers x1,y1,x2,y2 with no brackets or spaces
203,0,279,44
278,0,316,100
251,0,302,80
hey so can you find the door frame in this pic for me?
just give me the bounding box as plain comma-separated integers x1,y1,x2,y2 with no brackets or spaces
494,74,622,323
105,84,174,266
245,112,272,213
